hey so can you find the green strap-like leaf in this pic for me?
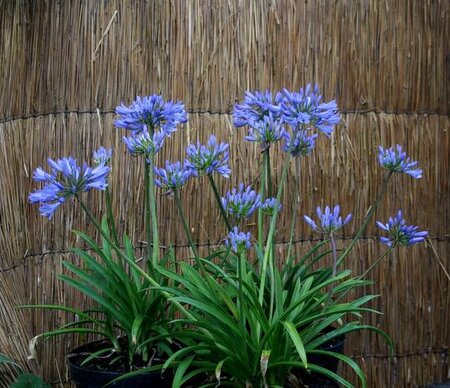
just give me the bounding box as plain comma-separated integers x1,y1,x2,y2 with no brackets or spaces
282,320,308,368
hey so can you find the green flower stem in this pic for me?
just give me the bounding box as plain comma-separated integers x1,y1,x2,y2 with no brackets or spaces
330,232,338,277
285,157,301,271
237,251,247,350
207,174,232,232
144,161,153,271
338,171,393,266
148,156,160,269
105,186,119,247
257,151,268,249
336,245,394,303
174,190,199,258
359,245,394,280
258,156,291,305
266,148,273,198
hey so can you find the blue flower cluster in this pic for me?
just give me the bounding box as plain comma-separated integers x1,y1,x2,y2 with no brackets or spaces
29,156,110,218
260,198,282,216
378,145,422,179
225,227,252,254
304,205,352,234
93,147,113,166
185,135,231,178
116,95,187,161
233,84,340,155
283,130,318,157
115,95,187,135
377,211,428,247
122,130,166,160
280,85,340,137
154,161,194,195
233,90,281,128
221,184,262,223
244,113,287,151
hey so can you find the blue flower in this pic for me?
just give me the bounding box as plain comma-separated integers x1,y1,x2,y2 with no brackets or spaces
244,113,287,150
221,184,262,223
283,130,318,157
93,147,113,166
154,161,194,195
378,145,422,179
280,84,340,137
185,135,231,178
122,130,165,160
115,94,187,135
29,157,110,218
304,205,352,233
233,90,281,128
225,227,252,254
260,198,282,216
376,211,428,247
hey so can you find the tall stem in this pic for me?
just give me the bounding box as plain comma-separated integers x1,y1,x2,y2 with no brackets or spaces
336,245,394,303
285,157,301,270
330,232,338,277
105,186,119,247
148,156,160,268
144,161,153,270
237,251,247,347
258,151,268,249
359,245,393,280
207,174,232,232
258,156,291,305
338,171,393,265
174,190,199,258
266,150,273,198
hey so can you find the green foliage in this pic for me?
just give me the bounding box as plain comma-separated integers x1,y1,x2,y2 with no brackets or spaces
11,373,50,388
23,216,174,371
0,353,49,388
159,253,391,387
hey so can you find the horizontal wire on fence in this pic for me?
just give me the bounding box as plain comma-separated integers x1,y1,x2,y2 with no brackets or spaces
1,108,449,124
1,234,448,273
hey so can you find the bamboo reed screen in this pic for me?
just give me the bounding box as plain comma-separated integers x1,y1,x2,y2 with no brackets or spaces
0,1,449,386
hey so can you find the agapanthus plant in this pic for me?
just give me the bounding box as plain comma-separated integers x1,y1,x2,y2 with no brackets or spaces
27,89,427,388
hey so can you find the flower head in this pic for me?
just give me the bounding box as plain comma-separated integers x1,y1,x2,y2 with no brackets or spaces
93,147,113,166
378,145,422,179
376,211,428,247
260,198,282,216
154,161,194,195
185,135,231,178
122,129,165,160
115,94,187,135
29,157,110,218
280,84,340,136
221,184,262,223
244,113,287,150
233,90,281,128
225,227,252,254
283,130,318,157
304,205,352,234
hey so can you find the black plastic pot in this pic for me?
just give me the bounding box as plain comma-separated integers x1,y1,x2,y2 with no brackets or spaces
288,328,345,388
67,340,171,388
